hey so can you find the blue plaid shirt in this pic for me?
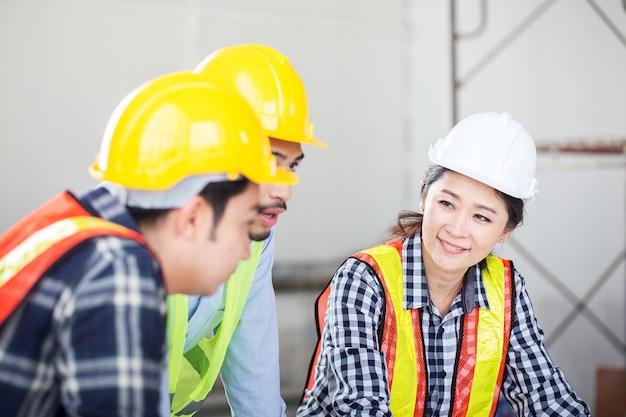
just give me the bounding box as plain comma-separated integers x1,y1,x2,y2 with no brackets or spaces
0,187,167,416
297,233,591,417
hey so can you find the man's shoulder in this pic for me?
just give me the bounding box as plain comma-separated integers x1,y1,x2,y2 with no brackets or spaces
48,234,162,297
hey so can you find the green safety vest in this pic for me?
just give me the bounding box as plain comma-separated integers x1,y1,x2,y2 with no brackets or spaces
167,240,264,416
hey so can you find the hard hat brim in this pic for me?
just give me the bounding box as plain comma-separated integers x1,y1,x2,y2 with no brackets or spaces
249,166,299,186
301,136,329,149
269,133,329,149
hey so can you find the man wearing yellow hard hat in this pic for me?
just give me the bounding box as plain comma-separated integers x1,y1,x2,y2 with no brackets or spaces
165,44,328,417
0,71,296,416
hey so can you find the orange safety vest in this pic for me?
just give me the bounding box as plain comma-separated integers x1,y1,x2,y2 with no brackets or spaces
302,240,513,417
0,192,146,325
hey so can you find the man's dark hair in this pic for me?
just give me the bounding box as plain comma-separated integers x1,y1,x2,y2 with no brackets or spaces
128,178,251,233
199,178,250,229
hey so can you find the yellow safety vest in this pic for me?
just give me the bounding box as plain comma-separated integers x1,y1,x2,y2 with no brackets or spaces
167,240,264,417
303,240,513,417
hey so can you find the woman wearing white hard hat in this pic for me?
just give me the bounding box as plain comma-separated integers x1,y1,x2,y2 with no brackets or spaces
298,112,590,417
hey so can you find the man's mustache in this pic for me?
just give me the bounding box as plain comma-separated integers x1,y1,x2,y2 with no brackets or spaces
258,201,287,212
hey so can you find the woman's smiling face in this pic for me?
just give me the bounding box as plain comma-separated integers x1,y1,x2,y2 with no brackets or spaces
419,170,512,281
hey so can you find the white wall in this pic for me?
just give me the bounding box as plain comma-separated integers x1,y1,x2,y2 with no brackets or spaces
0,0,409,265
448,1,626,410
1,0,624,412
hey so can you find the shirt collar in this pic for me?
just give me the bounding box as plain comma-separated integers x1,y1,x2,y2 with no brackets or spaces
402,232,491,313
402,232,429,310
78,186,143,234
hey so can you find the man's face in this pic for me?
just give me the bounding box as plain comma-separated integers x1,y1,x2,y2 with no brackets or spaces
164,182,261,296
201,182,261,293
248,137,304,241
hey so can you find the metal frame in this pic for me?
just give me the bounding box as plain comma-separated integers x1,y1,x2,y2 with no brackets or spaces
450,0,626,124
450,0,626,356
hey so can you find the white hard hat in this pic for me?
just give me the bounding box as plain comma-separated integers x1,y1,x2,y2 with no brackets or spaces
428,112,538,204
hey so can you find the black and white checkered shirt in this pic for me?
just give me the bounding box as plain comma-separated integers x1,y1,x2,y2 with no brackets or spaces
297,232,591,417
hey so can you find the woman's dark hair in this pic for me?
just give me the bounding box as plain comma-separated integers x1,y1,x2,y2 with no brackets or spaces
386,165,525,241
128,178,251,231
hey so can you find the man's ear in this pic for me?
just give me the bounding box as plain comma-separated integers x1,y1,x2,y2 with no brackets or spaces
173,195,212,240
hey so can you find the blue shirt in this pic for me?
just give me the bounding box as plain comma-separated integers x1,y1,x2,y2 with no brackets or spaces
297,233,591,417
0,188,167,417
160,227,287,417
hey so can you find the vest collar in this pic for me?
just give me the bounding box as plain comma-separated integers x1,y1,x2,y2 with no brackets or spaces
79,187,142,234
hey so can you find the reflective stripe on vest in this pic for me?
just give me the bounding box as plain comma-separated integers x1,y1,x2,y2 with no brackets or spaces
0,192,146,325
302,241,512,417
454,255,513,417
167,239,264,417
353,241,426,417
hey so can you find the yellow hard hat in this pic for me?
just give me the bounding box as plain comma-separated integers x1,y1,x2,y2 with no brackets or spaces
194,44,328,148
89,71,298,191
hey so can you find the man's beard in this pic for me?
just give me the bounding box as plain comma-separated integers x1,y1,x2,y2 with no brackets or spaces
249,227,271,242
248,202,286,241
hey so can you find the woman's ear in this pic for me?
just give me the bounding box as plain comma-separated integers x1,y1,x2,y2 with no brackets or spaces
497,229,513,244
418,181,425,213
